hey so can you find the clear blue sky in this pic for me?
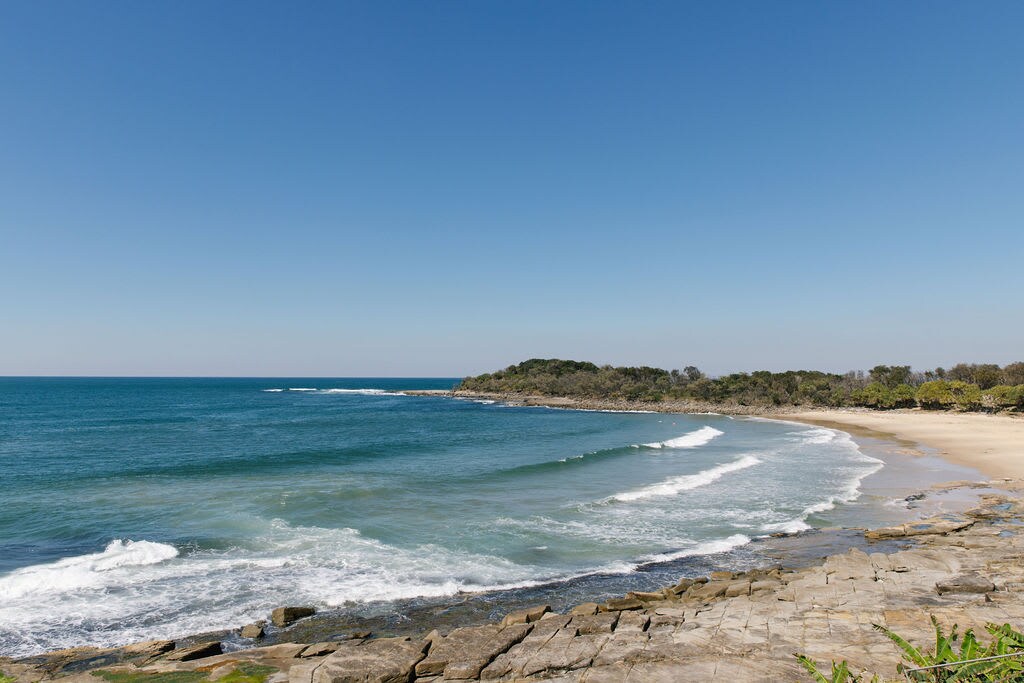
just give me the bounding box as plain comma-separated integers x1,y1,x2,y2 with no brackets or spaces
2,2,1021,377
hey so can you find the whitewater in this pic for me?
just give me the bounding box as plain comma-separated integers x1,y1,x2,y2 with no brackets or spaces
0,377,921,657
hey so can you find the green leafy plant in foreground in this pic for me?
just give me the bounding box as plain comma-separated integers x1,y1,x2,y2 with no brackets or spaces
797,618,1024,682
1,673,17,683
796,655,879,682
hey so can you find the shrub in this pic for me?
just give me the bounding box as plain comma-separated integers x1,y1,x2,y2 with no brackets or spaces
917,380,955,410
985,385,1024,410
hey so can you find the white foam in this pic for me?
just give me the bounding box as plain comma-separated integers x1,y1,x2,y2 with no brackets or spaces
0,522,552,658
641,426,724,449
0,540,179,601
261,388,284,392
760,518,812,534
793,427,836,445
642,534,752,563
607,455,761,503
320,388,405,396
288,387,317,392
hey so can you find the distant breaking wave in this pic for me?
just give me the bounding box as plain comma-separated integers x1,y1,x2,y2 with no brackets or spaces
262,388,406,396
639,426,724,449
321,388,406,396
606,454,762,503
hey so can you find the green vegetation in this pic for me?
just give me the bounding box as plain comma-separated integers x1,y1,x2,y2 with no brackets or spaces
216,664,277,683
91,664,277,683
92,672,206,683
458,359,1024,412
1,673,16,683
798,618,1024,681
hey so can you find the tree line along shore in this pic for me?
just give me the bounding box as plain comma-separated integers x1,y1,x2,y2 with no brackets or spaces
457,359,1024,412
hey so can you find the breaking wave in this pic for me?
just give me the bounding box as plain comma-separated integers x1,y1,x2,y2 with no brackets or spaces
639,425,724,449
606,454,762,503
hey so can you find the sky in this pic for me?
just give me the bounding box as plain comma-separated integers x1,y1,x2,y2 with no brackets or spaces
1,1,1022,377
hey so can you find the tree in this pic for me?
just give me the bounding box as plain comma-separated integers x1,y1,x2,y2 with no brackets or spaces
869,365,912,389
1003,362,1024,386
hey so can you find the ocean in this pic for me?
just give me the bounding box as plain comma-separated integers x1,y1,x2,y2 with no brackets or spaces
0,378,979,657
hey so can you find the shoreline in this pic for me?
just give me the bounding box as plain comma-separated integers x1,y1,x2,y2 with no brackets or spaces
5,395,1024,681
429,390,1024,479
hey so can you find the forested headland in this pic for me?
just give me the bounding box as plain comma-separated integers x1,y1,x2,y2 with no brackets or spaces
457,359,1024,412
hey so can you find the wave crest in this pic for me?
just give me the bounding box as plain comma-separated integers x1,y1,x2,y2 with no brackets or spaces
641,426,724,449
606,454,761,503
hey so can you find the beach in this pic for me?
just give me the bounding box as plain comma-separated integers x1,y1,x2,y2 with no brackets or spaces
778,409,1024,480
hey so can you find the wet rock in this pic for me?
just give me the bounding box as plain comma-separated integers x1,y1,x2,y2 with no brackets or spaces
866,514,974,539
709,570,735,581
500,604,549,626
312,636,427,683
272,607,316,627
162,642,222,662
936,573,995,595
241,622,266,639
603,597,642,611
626,590,664,602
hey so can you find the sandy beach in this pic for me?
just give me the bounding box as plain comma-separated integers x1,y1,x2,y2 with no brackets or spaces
779,409,1024,480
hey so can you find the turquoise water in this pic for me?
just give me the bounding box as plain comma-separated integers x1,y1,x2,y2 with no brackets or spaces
1,378,892,656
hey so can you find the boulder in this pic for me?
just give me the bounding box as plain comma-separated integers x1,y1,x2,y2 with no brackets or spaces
241,622,266,639
569,602,600,616
936,573,995,595
604,597,643,611
500,604,549,626
626,590,665,602
162,642,222,662
689,581,730,601
272,607,316,627
299,642,343,658
121,640,176,660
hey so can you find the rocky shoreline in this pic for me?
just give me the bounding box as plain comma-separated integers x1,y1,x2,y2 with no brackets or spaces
5,482,1024,683
408,390,792,416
